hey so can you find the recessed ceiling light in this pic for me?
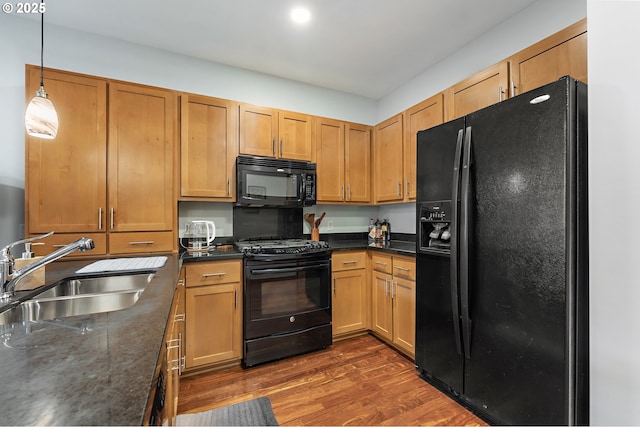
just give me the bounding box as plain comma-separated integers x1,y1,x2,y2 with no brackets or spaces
290,7,311,24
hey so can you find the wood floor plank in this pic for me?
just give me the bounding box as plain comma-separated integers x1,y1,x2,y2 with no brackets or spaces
178,334,488,426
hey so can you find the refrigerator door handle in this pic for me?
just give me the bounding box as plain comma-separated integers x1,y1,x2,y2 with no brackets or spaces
450,128,465,357
460,126,473,360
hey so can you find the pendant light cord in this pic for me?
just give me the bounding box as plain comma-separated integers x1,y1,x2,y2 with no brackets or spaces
39,0,44,88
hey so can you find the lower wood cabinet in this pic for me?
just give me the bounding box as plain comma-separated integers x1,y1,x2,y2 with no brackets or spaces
331,251,369,337
370,252,416,357
165,271,185,426
184,260,243,369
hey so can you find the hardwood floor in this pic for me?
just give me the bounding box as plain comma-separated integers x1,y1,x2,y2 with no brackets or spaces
178,334,487,426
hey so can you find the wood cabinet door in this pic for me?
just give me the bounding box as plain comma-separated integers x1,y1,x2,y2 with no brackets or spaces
166,276,185,426
403,93,444,201
332,269,368,336
108,83,176,232
185,282,242,368
345,123,371,203
445,61,509,121
180,94,238,200
392,277,416,357
279,111,313,161
374,114,404,203
239,104,277,158
26,67,107,234
315,118,345,202
510,19,587,96
371,270,393,341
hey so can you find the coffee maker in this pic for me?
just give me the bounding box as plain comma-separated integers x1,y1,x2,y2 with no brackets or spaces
181,220,216,252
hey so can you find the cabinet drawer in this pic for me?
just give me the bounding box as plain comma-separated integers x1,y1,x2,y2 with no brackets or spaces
370,253,392,274
30,232,107,258
393,257,416,281
109,231,175,254
186,260,242,287
332,251,367,272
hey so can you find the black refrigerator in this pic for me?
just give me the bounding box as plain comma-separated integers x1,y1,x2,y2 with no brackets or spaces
415,76,589,426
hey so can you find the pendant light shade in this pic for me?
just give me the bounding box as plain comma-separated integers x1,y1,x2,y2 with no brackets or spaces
25,86,58,139
25,0,58,139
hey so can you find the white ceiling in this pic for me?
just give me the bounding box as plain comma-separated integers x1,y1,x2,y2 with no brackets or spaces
29,0,538,99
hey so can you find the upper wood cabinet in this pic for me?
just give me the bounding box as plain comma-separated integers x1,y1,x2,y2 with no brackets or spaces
180,94,238,200
403,93,444,201
27,73,178,256
315,118,371,203
509,18,587,96
26,67,107,236
374,113,404,203
108,83,177,233
445,61,509,121
239,104,313,161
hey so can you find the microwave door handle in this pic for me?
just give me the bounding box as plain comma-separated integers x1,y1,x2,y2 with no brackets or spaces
300,174,306,202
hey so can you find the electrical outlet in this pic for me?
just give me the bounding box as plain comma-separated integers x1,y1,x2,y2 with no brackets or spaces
327,221,333,231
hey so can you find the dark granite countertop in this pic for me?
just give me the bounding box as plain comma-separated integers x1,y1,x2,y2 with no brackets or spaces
329,240,416,256
0,254,181,426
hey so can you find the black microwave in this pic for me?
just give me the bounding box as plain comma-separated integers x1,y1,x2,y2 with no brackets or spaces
236,155,316,207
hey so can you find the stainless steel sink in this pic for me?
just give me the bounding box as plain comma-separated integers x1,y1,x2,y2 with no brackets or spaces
35,273,154,299
0,273,154,327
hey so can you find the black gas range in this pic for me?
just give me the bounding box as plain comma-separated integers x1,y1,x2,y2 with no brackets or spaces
233,207,333,367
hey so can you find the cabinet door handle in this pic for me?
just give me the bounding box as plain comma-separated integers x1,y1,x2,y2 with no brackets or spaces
384,277,389,296
333,277,337,295
347,184,351,201
98,208,103,230
110,208,115,229
391,280,396,299
202,272,226,278
280,138,283,156
397,182,401,197
227,178,231,196
235,288,238,309
499,86,504,102
341,185,345,201
128,241,154,245
393,266,410,272
272,137,276,156
406,181,410,197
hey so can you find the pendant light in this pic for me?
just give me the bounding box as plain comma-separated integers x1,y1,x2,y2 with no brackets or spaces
24,0,58,139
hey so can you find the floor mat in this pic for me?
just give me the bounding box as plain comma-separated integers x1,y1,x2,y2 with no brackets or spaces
176,397,279,426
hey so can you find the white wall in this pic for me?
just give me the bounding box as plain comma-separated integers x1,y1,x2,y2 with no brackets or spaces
588,1,640,424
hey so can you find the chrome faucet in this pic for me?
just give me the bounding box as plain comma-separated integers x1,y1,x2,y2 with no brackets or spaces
0,232,95,300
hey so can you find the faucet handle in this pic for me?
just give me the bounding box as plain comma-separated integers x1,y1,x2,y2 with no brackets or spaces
1,231,55,257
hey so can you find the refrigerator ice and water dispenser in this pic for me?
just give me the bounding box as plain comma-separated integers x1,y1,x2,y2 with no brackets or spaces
419,201,451,251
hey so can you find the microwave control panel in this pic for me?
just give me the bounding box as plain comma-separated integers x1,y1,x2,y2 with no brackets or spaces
304,174,316,205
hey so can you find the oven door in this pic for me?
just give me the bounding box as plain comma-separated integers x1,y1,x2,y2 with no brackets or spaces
244,256,331,340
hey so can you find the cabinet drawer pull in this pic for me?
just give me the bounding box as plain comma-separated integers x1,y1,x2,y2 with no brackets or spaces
374,261,388,266
393,266,410,271
202,272,226,278
52,244,66,248
174,313,185,322
128,241,154,245
342,260,359,264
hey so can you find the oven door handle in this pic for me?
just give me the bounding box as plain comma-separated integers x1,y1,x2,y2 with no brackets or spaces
250,266,312,275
